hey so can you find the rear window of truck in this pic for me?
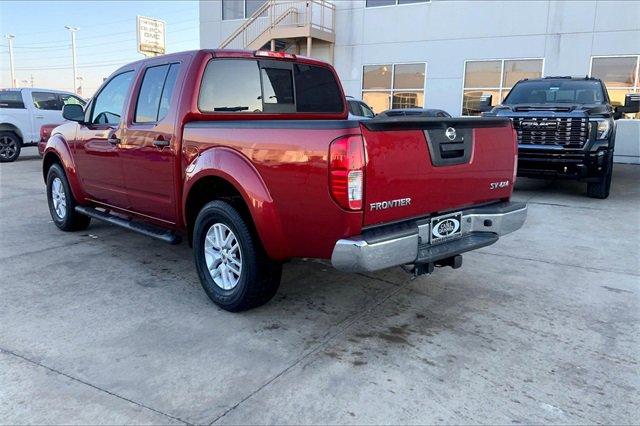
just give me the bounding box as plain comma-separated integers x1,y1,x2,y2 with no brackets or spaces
198,59,343,114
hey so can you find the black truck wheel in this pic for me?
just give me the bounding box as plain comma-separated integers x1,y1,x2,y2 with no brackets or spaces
587,154,613,199
0,131,21,162
46,164,91,231
193,200,282,312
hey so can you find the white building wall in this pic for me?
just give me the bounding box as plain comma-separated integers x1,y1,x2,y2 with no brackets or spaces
200,0,639,161
200,0,639,115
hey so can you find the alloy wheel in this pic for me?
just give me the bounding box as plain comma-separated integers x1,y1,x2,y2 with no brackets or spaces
0,136,17,160
51,177,67,219
204,223,242,290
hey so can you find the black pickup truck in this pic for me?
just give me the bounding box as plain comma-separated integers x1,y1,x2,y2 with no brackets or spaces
483,76,639,199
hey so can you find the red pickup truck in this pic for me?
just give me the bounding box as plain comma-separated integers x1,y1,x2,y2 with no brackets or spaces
43,49,526,311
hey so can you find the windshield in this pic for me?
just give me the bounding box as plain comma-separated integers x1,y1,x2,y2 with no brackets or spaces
503,80,605,105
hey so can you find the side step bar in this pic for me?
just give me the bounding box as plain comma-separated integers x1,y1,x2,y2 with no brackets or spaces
75,206,182,245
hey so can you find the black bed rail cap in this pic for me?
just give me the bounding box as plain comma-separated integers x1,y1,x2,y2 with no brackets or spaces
362,116,512,131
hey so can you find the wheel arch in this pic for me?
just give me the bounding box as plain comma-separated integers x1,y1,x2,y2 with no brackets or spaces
0,122,24,142
183,147,288,260
42,136,85,204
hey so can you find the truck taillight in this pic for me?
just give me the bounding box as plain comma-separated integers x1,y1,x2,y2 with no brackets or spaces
329,135,365,211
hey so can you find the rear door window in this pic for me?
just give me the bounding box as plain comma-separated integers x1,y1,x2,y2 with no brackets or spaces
33,92,62,110
0,91,25,109
135,63,181,123
158,64,180,120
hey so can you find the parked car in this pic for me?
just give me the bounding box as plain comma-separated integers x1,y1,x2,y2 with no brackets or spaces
378,108,452,118
483,76,640,199
43,49,527,312
0,88,86,162
346,96,375,119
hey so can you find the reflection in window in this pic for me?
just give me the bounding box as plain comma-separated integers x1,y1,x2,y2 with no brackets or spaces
462,58,543,116
591,56,640,118
362,63,425,113
92,71,134,124
261,68,294,105
60,94,86,107
199,59,262,113
135,64,170,123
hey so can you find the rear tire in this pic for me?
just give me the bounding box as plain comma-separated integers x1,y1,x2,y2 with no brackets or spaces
46,163,91,231
0,131,21,162
193,200,281,312
587,154,613,199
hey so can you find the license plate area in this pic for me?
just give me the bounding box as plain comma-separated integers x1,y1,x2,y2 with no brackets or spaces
430,212,463,244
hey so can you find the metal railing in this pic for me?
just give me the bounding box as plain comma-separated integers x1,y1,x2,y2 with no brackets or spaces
219,0,335,50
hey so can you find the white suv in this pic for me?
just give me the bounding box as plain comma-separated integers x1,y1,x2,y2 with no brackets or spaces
0,88,85,162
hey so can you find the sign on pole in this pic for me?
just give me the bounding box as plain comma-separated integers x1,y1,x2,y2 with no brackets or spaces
137,16,166,57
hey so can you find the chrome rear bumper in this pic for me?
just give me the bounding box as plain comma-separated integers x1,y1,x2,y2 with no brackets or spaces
331,201,527,273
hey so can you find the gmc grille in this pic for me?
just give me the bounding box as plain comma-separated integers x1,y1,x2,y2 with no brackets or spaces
515,117,589,149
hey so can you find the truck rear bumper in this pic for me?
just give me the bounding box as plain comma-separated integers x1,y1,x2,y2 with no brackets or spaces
331,201,527,273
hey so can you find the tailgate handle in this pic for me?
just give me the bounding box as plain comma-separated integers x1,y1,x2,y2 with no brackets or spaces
424,127,473,166
439,142,465,159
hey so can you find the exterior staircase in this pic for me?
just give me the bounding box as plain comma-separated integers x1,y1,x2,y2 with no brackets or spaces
219,0,336,62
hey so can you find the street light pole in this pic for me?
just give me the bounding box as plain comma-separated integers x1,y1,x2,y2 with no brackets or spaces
5,34,16,88
65,26,79,94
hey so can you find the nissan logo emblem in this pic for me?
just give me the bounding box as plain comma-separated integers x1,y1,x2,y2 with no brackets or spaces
445,127,457,141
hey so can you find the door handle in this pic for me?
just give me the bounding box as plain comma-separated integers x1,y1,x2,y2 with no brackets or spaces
153,137,170,148
107,135,121,145
35,115,44,119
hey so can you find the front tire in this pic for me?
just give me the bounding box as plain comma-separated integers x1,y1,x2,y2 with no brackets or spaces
46,163,91,231
193,200,281,312
0,131,21,162
587,154,613,199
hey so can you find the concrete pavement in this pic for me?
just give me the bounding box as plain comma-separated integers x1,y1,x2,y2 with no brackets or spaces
1,147,638,424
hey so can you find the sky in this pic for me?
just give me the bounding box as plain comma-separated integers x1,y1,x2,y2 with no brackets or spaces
0,0,200,96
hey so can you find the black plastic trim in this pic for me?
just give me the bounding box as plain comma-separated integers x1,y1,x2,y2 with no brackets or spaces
185,120,360,129
362,116,511,131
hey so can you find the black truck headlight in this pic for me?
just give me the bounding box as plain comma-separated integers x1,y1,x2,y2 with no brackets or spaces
590,118,612,140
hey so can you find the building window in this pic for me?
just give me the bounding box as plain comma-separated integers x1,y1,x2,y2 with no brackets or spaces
462,58,543,116
590,55,640,119
366,0,429,7
222,0,266,20
362,63,426,113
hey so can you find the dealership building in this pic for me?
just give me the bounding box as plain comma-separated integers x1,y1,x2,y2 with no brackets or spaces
199,0,639,159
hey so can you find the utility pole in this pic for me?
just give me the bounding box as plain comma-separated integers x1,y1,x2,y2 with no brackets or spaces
5,34,16,88
65,26,79,94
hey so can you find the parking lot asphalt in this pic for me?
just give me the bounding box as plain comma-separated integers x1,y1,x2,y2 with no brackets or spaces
1,146,639,425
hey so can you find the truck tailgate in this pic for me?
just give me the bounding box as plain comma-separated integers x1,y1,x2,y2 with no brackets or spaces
361,117,516,227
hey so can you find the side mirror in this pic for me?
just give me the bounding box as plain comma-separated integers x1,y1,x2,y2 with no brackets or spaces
478,94,493,113
62,104,85,123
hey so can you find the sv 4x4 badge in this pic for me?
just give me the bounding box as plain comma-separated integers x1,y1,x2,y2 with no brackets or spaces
490,180,510,190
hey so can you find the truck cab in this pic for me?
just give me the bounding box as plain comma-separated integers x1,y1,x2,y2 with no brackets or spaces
483,76,640,199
